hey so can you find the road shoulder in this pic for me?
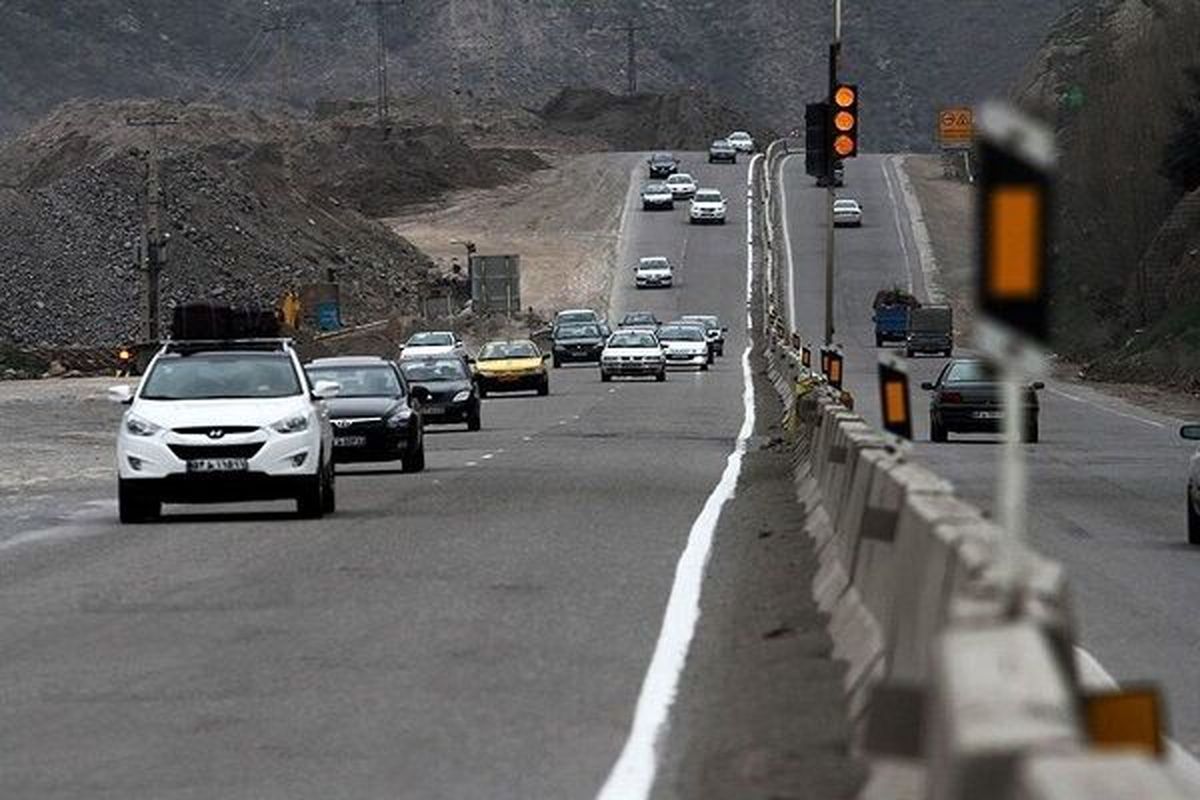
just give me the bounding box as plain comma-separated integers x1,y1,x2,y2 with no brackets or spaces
653,346,865,800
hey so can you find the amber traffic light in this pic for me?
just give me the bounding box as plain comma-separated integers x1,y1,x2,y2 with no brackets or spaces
830,83,859,159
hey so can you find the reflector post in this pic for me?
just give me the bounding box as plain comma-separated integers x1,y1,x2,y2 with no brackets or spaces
827,350,844,389
976,102,1055,344
1083,687,1164,757
801,346,812,368
878,360,912,440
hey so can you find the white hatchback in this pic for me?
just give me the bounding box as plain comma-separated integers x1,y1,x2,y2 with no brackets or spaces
666,173,697,199
634,256,674,289
600,330,667,382
833,198,863,227
400,331,468,360
109,340,339,523
727,131,755,152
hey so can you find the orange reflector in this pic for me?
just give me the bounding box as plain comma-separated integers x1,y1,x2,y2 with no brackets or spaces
1084,688,1163,756
834,111,855,132
802,347,811,368
834,85,856,108
833,135,856,157
828,355,843,387
883,380,908,426
987,186,1042,299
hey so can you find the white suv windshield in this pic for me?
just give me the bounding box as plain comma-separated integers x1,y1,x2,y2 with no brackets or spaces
408,332,454,346
141,353,302,400
694,192,722,202
668,175,693,184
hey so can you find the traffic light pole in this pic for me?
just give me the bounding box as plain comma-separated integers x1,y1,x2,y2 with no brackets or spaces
824,17,841,346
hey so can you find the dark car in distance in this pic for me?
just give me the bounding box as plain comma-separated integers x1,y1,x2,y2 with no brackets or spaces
305,356,427,471
552,323,606,367
922,359,1043,443
399,357,482,431
647,153,678,178
708,139,737,164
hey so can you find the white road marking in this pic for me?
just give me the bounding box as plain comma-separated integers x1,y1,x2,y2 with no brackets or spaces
596,154,761,800
608,388,617,394
778,154,798,331
1048,387,1166,429
881,159,915,295
888,155,944,304
464,461,478,467
0,500,114,554
481,454,494,460
521,436,533,442
1075,646,1200,787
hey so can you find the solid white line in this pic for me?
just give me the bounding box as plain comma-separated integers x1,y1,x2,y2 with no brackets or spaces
595,156,760,800
1048,387,1166,429
1075,646,1200,788
889,155,944,304
881,159,916,295
778,154,798,331
481,454,494,460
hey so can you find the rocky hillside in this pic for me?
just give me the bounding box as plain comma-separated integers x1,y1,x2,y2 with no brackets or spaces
0,0,1070,151
0,100,546,346
1014,0,1200,390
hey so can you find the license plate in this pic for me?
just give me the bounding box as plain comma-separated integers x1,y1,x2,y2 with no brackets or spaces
187,458,248,473
973,411,1003,420
334,436,367,448
422,405,445,416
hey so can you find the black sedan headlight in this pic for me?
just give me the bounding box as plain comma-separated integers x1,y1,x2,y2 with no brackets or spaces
385,409,412,429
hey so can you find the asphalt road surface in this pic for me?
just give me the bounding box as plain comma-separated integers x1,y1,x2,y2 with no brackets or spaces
781,152,1200,755
0,154,855,799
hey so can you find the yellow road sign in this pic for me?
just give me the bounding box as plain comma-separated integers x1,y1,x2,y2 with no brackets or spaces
938,107,974,148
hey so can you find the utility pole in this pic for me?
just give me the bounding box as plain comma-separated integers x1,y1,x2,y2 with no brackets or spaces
823,0,843,346
263,13,302,110
126,113,179,343
358,0,402,133
620,17,644,95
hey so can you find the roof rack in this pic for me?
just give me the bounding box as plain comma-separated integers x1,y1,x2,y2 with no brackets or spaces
161,338,293,354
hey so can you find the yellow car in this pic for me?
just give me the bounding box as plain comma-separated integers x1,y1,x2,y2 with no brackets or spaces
473,339,550,397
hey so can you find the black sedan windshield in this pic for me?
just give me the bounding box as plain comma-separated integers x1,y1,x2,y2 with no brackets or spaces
307,365,402,397
401,359,468,382
945,361,996,384
558,325,601,339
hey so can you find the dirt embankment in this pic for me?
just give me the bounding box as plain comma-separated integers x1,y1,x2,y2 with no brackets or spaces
0,100,549,347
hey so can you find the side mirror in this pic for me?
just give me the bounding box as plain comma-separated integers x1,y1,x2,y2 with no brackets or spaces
542,353,550,361
721,327,729,333
1181,425,1200,441
1031,381,1046,390
311,380,340,400
411,385,431,403
107,385,134,404
920,382,935,391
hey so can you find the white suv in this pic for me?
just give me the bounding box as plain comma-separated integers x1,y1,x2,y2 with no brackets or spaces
108,339,339,523
689,189,727,224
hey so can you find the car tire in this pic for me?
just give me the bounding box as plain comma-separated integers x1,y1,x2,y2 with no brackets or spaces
1188,493,1200,545
477,384,488,399
707,350,715,365
905,348,915,358
643,202,651,211
700,362,709,372
930,416,948,443
875,334,884,347
297,467,325,519
715,345,724,357
537,378,549,396
655,370,666,382
402,441,426,473
601,371,612,383
552,355,561,368
1023,418,1040,444
944,349,953,357
117,479,160,524
467,408,482,432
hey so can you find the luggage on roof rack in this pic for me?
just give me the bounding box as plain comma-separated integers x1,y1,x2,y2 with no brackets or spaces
171,302,280,340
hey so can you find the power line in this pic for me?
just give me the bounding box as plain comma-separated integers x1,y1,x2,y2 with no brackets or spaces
263,14,305,110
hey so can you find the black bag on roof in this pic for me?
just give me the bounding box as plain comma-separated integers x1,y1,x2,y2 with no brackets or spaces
171,302,280,340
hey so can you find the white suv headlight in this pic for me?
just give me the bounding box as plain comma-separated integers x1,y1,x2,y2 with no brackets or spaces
272,414,310,434
124,414,161,437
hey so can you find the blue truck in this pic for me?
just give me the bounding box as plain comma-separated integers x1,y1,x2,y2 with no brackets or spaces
872,289,919,347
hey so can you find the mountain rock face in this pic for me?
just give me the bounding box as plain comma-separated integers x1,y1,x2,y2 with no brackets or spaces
1013,0,1200,389
0,0,1069,151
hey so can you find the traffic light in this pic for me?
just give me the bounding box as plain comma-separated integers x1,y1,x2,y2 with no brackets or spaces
976,102,1055,344
805,102,830,178
830,84,859,159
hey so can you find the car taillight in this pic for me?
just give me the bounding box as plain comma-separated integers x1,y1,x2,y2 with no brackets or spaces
940,391,963,404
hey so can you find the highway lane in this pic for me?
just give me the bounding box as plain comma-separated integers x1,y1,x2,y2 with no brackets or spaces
781,152,1200,753
0,153,753,799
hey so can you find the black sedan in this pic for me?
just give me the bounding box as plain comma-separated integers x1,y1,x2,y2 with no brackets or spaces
305,356,427,471
399,357,482,431
552,323,606,367
647,152,678,178
922,359,1044,443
